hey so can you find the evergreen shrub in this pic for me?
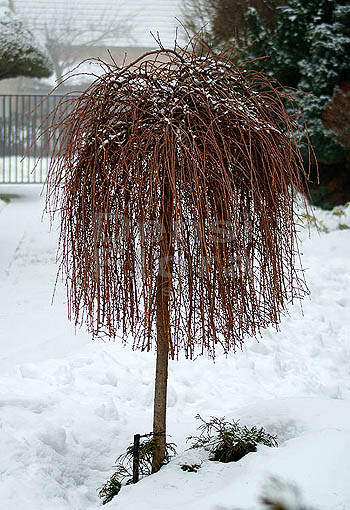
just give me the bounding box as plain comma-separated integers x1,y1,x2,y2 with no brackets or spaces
188,414,278,463
98,436,177,505
246,0,350,206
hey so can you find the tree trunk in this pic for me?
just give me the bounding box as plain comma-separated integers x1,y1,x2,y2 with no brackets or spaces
152,175,173,473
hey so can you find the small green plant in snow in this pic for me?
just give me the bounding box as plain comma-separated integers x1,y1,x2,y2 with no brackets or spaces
187,414,278,463
98,436,177,505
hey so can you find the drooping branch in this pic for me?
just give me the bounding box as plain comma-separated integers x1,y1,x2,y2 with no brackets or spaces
18,5,133,81
43,46,309,359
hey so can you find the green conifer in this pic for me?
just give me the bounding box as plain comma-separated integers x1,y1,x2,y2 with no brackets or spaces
0,2,52,81
247,0,350,167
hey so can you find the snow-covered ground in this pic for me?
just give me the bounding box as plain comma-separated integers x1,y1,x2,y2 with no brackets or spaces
0,184,350,510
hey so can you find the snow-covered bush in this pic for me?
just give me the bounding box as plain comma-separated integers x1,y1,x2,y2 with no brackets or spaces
188,414,278,463
246,0,350,165
246,0,350,207
301,201,350,232
0,0,52,80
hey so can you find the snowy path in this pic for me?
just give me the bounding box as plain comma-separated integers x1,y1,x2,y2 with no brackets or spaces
0,186,88,368
0,187,350,509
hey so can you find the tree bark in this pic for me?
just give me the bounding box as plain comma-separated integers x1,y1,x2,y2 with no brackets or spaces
152,175,173,473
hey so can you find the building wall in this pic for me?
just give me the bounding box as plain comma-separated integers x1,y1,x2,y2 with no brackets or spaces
14,0,185,48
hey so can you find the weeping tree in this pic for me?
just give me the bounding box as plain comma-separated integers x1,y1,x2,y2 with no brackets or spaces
44,46,308,472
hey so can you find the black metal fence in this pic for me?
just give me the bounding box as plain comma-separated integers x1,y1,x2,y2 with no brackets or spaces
0,94,63,184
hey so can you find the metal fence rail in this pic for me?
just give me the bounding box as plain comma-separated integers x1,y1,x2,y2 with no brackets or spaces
0,94,64,184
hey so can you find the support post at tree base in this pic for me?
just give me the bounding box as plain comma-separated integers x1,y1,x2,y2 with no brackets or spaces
133,433,140,483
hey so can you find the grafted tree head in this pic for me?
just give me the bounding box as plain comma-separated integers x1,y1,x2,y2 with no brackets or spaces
45,47,309,359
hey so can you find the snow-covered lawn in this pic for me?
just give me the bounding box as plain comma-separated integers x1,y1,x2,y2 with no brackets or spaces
0,185,350,510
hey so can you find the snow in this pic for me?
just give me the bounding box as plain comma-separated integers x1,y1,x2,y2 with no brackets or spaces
0,197,7,214
0,2,50,67
0,183,350,509
15,0,185,49
0,156,50,184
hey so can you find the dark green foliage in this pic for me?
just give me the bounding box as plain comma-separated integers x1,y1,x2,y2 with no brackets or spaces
308,161,350,208
181,463,201,472
246,0,350,167
260,477,318,510
0,193,18,204
183,1,350,174
181,0,283,52
98,436,177,505
0,5,52,80
98,473,122,505
188,414,278,463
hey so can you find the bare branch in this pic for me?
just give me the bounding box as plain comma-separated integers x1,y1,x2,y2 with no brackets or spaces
41,45,310,359
14,1,134,81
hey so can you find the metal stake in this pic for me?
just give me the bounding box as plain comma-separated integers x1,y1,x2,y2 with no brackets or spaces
133,433,141,483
